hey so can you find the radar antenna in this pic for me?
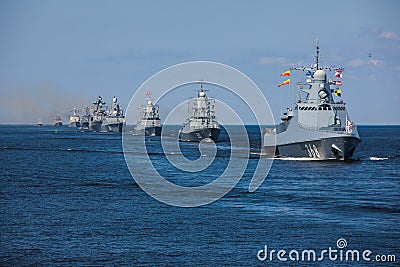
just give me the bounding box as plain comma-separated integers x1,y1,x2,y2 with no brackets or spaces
291,40,342,72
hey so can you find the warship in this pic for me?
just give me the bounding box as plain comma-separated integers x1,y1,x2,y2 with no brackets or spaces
104,96,125,132
179,82,220,142
89,96,106,132
263,41,361,160
53,114,63,127
134,92,162,136
81,107,90,130
69,108,81,128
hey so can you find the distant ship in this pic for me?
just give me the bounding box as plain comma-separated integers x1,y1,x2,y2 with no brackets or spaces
89,96,106,132
81,107,90,130
53,114,62,127
178,82,220,142
69,108,81,128
37,118,43,126
104,96,125,132
263,41,361,160
135,92,162,136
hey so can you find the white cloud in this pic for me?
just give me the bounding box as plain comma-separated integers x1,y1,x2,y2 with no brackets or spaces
258,56,286,65
368,59,381,66
379,31,399,40
347,58,382,68
347,58,364,67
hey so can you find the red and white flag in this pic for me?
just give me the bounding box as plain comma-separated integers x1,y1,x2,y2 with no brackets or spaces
329,80,342,86
335,70,343,78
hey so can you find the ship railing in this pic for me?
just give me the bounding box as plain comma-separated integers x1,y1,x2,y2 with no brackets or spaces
298,122,357,135
263,127,276,135
189,124,220,130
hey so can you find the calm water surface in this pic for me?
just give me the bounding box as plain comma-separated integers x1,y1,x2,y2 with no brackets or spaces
0,125,399,265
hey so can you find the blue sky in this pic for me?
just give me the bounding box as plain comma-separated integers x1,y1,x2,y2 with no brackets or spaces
0,0,399,124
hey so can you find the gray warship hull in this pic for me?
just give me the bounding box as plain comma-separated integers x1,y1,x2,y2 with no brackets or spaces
105,122,124,133
134,125,162,136
179,128,220,142
264,113,361,160
81,121,89,129
54,122,62,127
144,126,162,136
265,135,360,160
69,122,81,128
89,120,102,132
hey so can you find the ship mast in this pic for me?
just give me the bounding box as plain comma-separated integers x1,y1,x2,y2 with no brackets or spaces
291,40,342,72
315,39,319,69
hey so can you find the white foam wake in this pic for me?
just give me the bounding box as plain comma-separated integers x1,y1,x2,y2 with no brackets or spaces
369,157,389,161
274,157,336,161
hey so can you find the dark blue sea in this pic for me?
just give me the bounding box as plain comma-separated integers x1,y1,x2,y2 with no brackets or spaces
1,125,399,266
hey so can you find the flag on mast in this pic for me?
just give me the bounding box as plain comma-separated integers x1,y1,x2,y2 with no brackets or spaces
335,69,343,78
306,70,314,78
334,89,341,96
330,80,342,86
280,70,290,76
278,78,290,87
